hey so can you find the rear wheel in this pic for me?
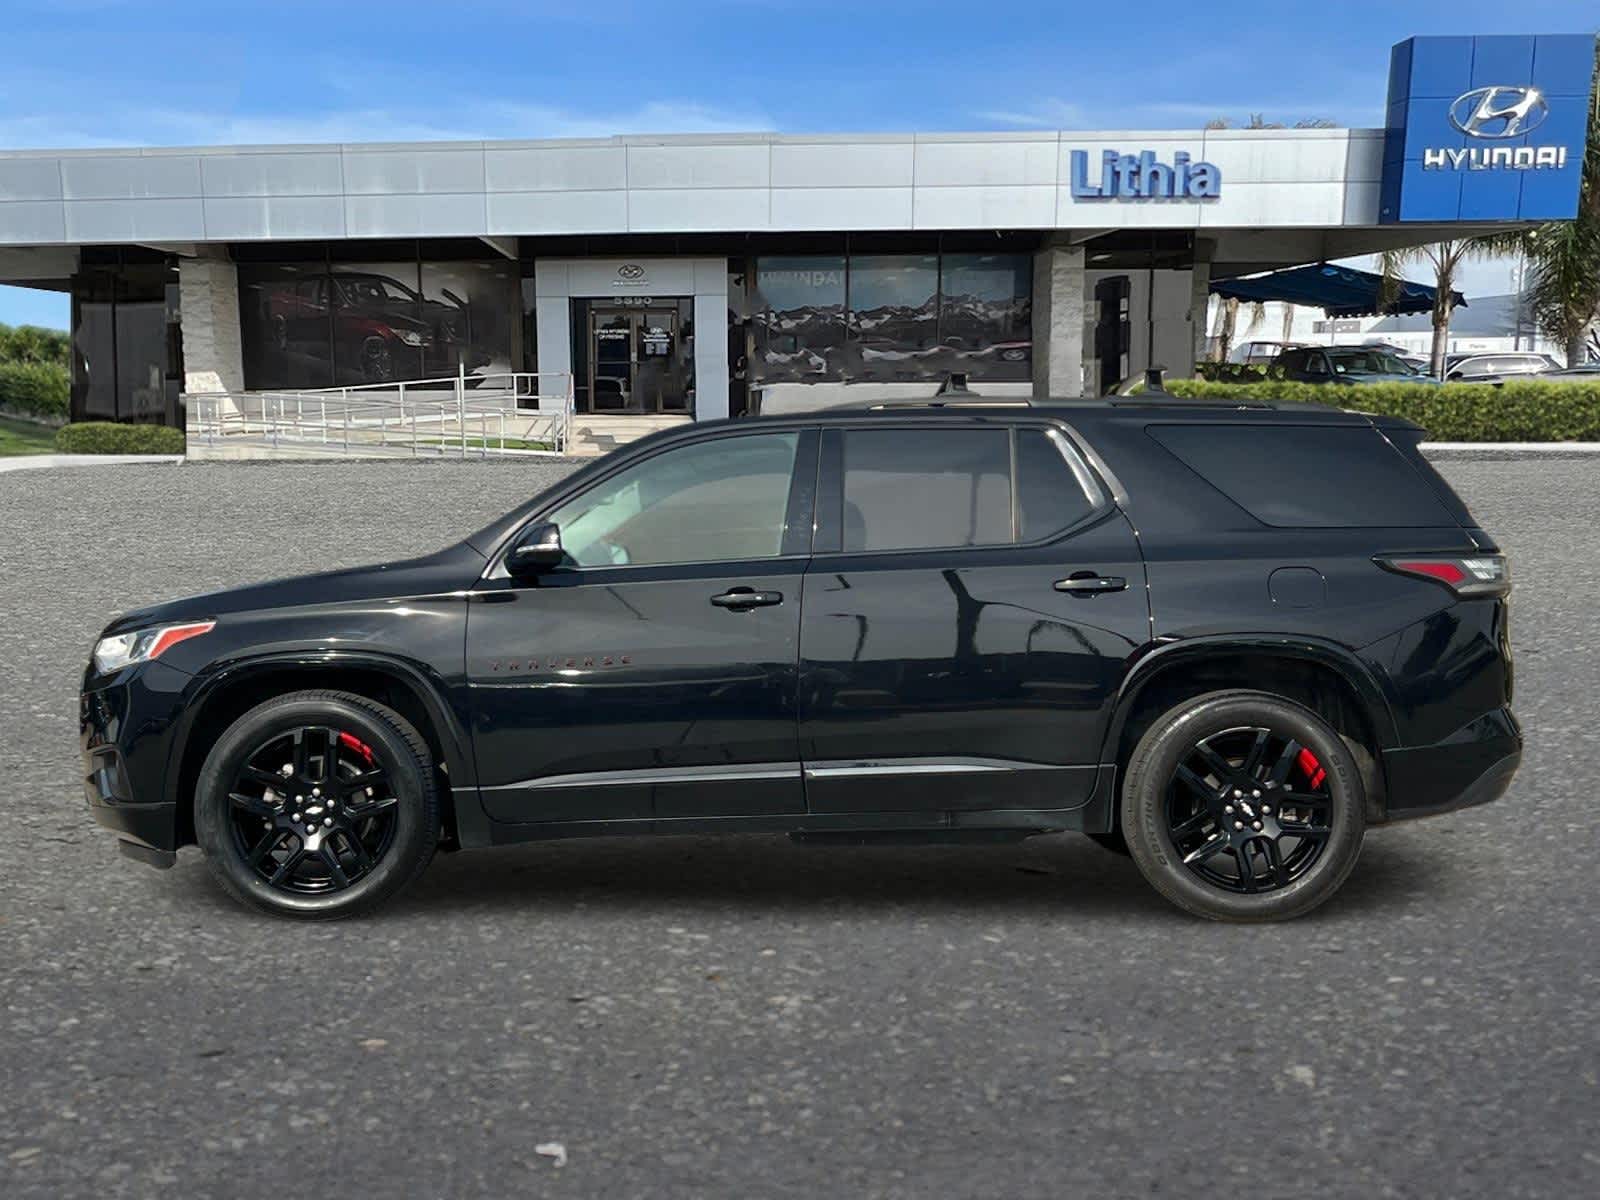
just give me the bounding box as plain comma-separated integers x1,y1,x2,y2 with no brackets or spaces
195,690,438,919
1121,690,1365,922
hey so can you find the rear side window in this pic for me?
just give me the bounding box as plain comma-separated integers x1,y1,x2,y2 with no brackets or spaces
1146,424,1458,528
842,429,1011,552
838,427,1102,552
1016,430,1098,540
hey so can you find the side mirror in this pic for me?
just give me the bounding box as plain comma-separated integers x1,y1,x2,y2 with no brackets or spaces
506,523,564,575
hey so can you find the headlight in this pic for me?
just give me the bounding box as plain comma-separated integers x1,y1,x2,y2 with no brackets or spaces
396,329,427,347
92,621,215,674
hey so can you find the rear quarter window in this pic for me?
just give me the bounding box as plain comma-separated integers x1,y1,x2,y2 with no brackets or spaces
1145,424,1458,528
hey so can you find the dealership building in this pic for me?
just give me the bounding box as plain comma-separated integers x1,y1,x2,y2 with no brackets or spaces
0,34,1593,439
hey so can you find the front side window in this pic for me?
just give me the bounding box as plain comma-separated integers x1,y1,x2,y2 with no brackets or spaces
545,433,800,568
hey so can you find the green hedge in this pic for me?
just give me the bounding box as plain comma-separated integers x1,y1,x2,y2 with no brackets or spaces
0,361,70,421
1165,378,1600,442
55,422,186,455
1195,362,1270,382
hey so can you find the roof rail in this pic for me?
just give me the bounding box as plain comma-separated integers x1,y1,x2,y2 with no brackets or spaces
862,370,1032,410
866,398,1034,410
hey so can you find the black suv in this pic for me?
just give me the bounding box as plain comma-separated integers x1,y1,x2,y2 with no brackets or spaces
81,400,1519,921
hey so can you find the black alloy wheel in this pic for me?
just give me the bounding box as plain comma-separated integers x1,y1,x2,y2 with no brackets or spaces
1120,690,1365,922
196,690,438,919
226,725,399,894
1164,726,1332,894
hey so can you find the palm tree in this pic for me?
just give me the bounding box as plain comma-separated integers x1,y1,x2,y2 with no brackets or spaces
1501,40,1600,366
1378,239,1503,378
1210,296,1240,362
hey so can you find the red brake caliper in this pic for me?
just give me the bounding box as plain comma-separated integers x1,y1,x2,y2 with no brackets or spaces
338,732,375,764
1296,747,1326,790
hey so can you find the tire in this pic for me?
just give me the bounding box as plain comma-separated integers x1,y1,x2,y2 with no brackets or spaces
1121,690,1365,922
195,690,439,920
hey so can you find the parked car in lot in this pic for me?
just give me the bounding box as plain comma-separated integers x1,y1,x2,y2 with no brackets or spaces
1228,339,1304,366
1352,340,1430,372
1534,362,1600,381
1444,352,1560,383
1272,345,1428,383
81,399,1519,922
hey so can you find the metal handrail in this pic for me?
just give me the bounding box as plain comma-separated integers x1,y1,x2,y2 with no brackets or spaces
184,370,574,458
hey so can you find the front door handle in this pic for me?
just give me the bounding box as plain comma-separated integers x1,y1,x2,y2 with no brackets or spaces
711,588,784,610
1054,574,1127,595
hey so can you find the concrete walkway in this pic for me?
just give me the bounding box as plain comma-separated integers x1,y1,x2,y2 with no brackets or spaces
0,453,184,474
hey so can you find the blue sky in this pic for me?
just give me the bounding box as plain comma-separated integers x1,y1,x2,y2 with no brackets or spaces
3,0,1597,329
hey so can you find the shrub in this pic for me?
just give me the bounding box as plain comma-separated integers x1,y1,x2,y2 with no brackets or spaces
1164,378,1600,442
0,361,70,421
0,322,70,368
1194,361,1269,382
55,422,186,455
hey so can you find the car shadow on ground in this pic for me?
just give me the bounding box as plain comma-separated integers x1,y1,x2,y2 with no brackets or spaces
159,829,1447,923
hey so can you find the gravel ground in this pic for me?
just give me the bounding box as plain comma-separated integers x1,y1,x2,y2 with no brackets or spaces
1,458,1595,1199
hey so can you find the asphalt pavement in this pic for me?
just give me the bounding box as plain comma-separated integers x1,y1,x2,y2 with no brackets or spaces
1,456,1595,1198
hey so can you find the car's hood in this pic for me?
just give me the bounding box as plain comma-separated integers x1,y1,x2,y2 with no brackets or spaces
100,542,486,637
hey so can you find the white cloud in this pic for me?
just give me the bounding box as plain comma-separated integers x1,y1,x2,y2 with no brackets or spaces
0,97,774,150
970,98,1090,129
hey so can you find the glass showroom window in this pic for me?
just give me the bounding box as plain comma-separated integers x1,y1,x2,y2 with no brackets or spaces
939,254,1032,382
752,256,847,382
752,250,1030,385
847,254,939,382
239,250,518,391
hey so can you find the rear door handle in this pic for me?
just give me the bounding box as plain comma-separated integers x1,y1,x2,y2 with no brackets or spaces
1054,574,1127,595
711,588,784,610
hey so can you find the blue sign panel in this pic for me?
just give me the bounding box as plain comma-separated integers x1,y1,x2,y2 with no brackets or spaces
1380,35,1596,223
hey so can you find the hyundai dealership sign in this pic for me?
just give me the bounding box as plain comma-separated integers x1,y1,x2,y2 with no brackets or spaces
1381,35,1596,223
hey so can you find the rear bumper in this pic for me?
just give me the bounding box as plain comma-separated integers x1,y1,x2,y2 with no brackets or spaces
1379,706,1521,821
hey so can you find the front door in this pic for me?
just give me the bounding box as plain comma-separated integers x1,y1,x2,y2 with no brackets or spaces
588,307,687,413
466,428,818,825
799,422,1149,814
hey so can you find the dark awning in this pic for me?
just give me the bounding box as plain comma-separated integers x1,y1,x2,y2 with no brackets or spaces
1210,263,1466,319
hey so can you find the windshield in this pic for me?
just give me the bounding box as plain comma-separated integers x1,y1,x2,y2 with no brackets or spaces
1327,349,1413,375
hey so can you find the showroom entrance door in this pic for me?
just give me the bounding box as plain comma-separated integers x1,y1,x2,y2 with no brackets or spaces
587,306,690,413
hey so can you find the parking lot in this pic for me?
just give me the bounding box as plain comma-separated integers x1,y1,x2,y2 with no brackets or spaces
2,455,1596,1198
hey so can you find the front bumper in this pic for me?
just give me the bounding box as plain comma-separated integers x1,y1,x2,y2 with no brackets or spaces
81,659,191,858
1380,706,1521,821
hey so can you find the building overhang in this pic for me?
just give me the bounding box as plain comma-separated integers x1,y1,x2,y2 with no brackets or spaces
0,126,1418,249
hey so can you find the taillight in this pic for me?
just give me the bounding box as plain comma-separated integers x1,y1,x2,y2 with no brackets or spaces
1376,554,1510,598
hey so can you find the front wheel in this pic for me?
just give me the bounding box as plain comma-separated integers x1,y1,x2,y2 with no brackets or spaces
195,690,439,919
1121,690,1365,922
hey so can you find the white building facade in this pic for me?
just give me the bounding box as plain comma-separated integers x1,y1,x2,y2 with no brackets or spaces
0,35,1591,428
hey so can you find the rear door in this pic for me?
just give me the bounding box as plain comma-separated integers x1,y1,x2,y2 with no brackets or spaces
798,420,1149,815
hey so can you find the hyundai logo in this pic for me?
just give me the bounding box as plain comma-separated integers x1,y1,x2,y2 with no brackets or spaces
1448,86,1549,139
616,263,646,281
